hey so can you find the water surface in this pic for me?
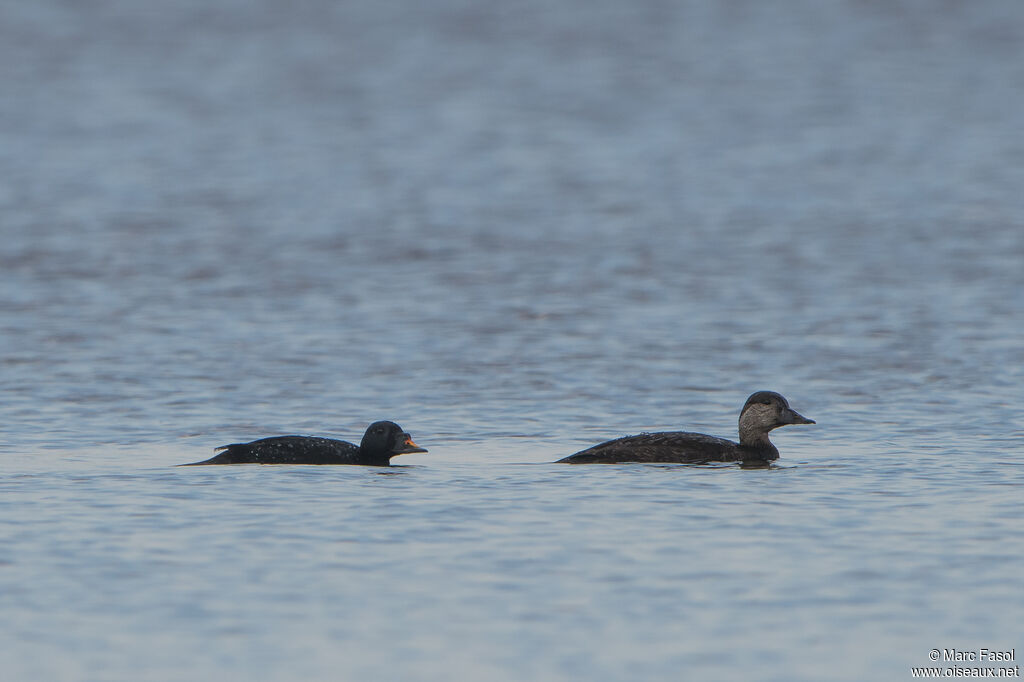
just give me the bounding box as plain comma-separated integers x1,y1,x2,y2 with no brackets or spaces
1,1,1022,680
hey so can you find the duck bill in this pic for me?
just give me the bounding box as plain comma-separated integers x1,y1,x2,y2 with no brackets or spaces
785,409,815,425
396,435,428,454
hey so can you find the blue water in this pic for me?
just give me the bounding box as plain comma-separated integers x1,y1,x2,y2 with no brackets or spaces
2,1,1023,680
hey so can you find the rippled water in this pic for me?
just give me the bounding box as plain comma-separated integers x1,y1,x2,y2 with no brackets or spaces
2,1,1023,680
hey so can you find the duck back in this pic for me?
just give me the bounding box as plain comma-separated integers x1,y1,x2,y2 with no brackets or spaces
558,431,759,464
185,436,362,465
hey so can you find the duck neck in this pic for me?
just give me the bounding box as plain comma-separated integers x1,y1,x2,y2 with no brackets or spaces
737,422,778,459
357,449,393,467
